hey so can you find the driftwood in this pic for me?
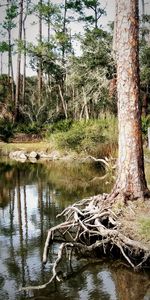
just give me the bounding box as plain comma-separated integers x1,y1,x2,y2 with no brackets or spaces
81,155,116,169
20,194,150,292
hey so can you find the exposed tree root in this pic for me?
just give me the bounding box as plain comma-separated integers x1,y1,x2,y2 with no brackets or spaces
20,194,150,292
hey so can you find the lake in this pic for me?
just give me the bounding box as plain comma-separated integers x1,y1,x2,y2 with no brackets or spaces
0,158,150,300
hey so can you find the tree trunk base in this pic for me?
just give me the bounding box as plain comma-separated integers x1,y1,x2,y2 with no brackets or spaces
107,183,150,203
20,193,150,291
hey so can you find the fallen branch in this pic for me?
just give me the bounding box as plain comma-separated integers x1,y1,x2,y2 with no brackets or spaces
82,155,110,167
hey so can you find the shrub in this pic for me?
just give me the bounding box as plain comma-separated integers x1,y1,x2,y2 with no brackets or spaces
55,123,85,150
45,119,73,135
141,116,150,137
0,119,14,142
16,122,41,134
53,118,118,154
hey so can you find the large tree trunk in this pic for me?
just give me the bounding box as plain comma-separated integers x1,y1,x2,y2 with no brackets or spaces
111,0,149,200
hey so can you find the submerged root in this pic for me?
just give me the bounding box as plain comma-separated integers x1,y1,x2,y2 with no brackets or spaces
20,194,150,291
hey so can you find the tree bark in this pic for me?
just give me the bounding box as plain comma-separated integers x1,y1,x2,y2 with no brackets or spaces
62,0,67,64
37,0,43,106
58,84,68,119
22,2,28,106
47,0,51,88
7,0,15,104
111,0,149,200
47,0,51,43
15,0,24,120
82,86,89,121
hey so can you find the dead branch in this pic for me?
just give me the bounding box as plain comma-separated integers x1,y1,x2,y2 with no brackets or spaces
82,155,110,167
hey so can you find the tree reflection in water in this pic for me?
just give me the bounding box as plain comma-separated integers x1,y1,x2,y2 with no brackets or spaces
0,159,149,300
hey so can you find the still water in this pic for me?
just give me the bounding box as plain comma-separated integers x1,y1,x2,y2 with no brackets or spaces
0,159,150,300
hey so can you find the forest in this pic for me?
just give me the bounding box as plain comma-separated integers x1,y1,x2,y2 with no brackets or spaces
0,0,150,297
0,0,149,144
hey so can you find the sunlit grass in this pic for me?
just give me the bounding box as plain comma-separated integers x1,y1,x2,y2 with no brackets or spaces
138,217,150,240
0,141,56,155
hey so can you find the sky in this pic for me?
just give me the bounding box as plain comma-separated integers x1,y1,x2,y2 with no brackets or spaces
0,0,150,77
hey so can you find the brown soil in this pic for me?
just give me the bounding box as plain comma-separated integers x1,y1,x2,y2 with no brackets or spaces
10,133,42,143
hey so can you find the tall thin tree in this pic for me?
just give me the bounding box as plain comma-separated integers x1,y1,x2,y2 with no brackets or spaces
37,0,43,105
3,0,16,104
15,0,24,120
22,0,28,105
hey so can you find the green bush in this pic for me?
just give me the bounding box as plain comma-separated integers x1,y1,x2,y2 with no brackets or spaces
53,118,117,153
45,119,73,135
55,122,85,150
0,119,14,142
141,116,150,137
16,122,41,134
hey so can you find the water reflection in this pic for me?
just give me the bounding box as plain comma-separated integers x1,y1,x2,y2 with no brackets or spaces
0,159,149,300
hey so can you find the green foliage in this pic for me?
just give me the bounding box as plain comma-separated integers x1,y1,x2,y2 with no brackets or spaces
66,0,83,13
3,2,18,31
52,118,117,154
140,46,150,86
80,28,113,72
0,75,13,105
66,28,115,119
15,122,41,135
46,119,73,134
36,1,60,23
141,116,150,136
0,119,14,142
0,41,9,53
66,0,106,28
55,121,86,150
55,31,72,55
0,0,116,124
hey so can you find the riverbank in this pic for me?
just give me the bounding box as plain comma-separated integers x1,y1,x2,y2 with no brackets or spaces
0,118,118,159
0,159,149,299
0,138,118,164
0,141,80,162
0,140,150,266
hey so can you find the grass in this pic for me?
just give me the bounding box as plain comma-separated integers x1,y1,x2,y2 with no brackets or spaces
110,198,150,250
0,141,56,156
138,217,150,240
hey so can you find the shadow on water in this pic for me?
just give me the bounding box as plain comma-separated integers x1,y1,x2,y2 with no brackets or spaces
0,158,150,300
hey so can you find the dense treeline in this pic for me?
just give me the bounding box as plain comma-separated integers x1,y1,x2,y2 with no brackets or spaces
0,0,150,140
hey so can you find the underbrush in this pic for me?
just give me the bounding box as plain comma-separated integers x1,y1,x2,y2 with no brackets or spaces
47,117,118,158
0,119,14,142
0,117,118,158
